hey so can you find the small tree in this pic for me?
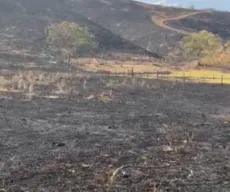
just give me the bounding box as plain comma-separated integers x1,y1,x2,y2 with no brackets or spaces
182,30,222,66
46,21,96,64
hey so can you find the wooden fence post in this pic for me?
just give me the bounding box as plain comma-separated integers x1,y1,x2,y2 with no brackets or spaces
131,67,134,77
221,75,223,85
183,72,185,84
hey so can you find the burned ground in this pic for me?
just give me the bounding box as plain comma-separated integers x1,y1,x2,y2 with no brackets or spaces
0,0,230,191
0,0,158,58
68,0,181,57
166,11,230,39
0,73,230,191
0,0,181,59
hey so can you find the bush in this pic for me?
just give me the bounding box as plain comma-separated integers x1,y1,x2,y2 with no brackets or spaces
46,21,97,62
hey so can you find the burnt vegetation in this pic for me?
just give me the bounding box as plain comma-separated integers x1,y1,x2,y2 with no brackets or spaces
166,11,230,40
0,0,230,191
1,73,230,191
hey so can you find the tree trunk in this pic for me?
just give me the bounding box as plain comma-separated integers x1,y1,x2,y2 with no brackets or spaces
197,59,201,67
196,53,202,67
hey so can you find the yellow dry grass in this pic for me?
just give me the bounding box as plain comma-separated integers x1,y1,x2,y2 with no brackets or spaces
162,69,230,84
201,53,230,66
83,62,158,73
85,90,114,103
137,69,230,84
74,57,230,84
73,58,160,73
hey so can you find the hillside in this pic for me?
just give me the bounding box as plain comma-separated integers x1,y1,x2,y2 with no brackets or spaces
0,0,183,61
166,11,230,39
0,0,159,58
1,0,230,62
69,0,182,57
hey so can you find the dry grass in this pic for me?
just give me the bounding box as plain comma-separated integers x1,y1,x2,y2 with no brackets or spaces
1,71,58,91
168,69,230,84
72,56,230,84
54,78,75,95
0,71,81,98
85,90,114,103
128,68,230,84
100,64,230,85
0,76,5,88
72,57,161,74
101,77,150,89
73,56,230,84
85,63,157,74
201,52,230,66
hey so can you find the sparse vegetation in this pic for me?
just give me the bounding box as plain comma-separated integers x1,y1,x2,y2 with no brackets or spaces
85,90,114,103
0,71,82,98
102,77,150,89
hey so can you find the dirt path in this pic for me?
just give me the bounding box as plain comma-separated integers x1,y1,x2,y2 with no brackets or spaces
152,11,211,34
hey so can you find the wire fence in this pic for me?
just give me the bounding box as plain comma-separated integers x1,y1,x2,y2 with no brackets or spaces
104,68,230,85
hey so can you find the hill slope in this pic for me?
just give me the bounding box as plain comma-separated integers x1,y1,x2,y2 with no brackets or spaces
0,0,159,58
69,0,182,57
0,0,182,60
166,11,230,39
0,0,230,61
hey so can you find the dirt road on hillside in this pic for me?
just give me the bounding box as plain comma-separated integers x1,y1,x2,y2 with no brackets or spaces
152,11,211,34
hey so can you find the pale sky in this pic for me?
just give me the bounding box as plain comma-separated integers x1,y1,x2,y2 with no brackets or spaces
138,0,230,11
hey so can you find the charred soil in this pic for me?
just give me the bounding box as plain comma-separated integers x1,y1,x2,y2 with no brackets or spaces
0,74,230,191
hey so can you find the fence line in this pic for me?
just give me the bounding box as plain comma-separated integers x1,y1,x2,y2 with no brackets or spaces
106,68,229,85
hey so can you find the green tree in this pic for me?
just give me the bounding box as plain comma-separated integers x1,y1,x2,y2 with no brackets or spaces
182,30,222,66
46,21,96,63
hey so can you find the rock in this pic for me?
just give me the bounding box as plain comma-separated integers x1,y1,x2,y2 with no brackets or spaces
108,124,117,129
81,163,91,168
122,171,129,178
52,142,66,147
57,142,65,147
21,118,27,122
158,145,174,152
